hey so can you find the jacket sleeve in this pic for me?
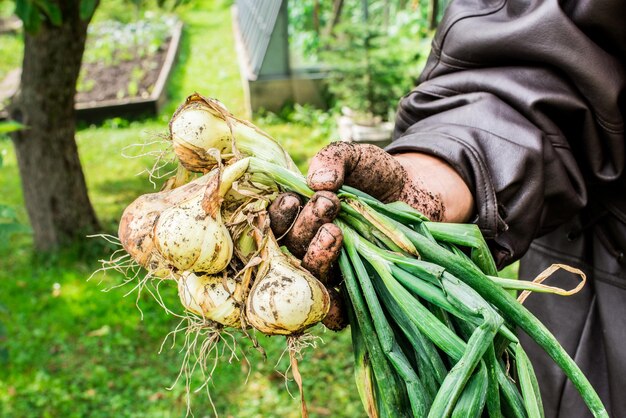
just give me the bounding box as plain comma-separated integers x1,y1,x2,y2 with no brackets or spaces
388,0,625,267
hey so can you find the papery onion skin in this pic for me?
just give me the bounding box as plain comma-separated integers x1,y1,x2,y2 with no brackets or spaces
178,272,242,327
118,176,210,277
170,100,232,172
120,159,250,276
245,236,330,335
169,94,296,172
154,190,233,274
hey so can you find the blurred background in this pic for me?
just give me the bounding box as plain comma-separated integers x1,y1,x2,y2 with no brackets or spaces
0,0,445,416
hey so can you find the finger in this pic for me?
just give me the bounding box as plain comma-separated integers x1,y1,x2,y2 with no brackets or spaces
322,286,349,331
307,142,358,192
343,144,405,202
284,191,341,258
268,192,302,238
307,142,405,202
302,223,343,282
325,262,343,288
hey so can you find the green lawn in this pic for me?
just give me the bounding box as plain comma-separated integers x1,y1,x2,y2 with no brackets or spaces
0,2,356,417
0,32,21,82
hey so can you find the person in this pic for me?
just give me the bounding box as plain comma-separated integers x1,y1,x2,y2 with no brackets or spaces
268,0,626,417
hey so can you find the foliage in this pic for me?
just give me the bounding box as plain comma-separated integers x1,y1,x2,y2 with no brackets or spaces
322,23,413,120
287,0,332,67
0,120,23,135
83,13,178,67
0,122,30,248
12,0,186,31
0,204,31,249
0,303,7,365
387,6,437,83
14,0,62,31
257,103,335,135
324,2,433,120
290,0,435,120
0,2,15,17
0,32,22,86
13,0,97,33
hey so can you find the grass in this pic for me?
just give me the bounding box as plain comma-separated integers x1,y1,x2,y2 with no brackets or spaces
0,1,352,417
0,32,21,82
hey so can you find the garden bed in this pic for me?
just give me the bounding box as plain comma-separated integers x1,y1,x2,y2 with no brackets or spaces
76,16,183,122
0,15,183,122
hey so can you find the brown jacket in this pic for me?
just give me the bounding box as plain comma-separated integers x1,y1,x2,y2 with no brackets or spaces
389,0,625,416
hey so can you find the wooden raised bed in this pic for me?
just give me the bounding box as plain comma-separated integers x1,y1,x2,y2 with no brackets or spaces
76,20,184,123
0,20,183,123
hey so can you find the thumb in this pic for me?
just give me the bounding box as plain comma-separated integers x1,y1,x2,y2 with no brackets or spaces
308,142,406,202
307,142,358,192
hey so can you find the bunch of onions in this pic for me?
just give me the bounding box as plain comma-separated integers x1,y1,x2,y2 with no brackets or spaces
109,94,607,418
118,126,333,335
109,96,351,417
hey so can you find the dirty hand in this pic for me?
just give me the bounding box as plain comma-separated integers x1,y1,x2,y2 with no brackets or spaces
268,141,474,281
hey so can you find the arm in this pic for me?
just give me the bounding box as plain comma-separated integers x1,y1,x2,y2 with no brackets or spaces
389,0,625,267
393,152,474,223
270,0,624,274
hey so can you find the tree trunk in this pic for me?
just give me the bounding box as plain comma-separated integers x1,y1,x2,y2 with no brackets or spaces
323,0,344,38
9,1,100,251
313,0,320,35
429,0,439,30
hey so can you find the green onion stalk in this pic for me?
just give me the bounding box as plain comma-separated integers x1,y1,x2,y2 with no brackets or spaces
248,156,608,418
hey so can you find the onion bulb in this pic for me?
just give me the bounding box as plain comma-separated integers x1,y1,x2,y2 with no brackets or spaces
178,271,242,327
119,174,212,277
246,233,330,335
119,158,250,276
169,94,296,172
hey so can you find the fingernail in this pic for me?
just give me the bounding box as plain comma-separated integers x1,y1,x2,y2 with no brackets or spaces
280,194,300,209
313,195,335,217
316,226,338,248
308,169,338,190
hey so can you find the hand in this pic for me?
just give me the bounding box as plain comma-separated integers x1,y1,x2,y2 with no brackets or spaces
306,142,465,222
269,141,474,279
269,190,343,282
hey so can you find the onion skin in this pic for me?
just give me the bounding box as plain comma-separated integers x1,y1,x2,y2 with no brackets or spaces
154,187,233,273
169,94,296,172
246,235,330,335
119,159,250,276
169,99,232,172
118,176,209,277
178,272,242,327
